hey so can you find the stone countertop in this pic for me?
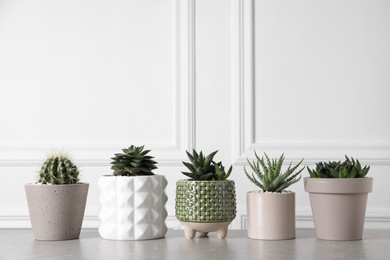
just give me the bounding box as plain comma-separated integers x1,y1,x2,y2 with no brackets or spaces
0,229,389,260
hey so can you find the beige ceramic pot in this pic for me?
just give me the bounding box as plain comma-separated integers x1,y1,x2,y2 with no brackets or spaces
247,191,295,240
304,177,373,240
25,183,89,241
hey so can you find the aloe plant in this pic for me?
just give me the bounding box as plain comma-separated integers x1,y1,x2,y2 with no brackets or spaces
182,149,232,180
244,152,303,192
39,153,79,185
307,155,370,178
111,145,157,176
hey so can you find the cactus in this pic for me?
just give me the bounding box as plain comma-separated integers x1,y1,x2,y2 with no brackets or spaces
182,149,232,180
39,153,79,185
307,155,370,178
111,145,157,176
244,152,303,192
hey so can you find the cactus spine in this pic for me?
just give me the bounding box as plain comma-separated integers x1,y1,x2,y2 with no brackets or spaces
39,153,79,185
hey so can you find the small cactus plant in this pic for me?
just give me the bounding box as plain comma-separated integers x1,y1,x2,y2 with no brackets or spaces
39,152,79,185
111,145,157,176
244,152,304,192
182,149,232,180
307,155,370,178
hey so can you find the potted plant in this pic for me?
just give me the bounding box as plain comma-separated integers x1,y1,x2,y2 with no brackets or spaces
175,150,236,239
25,152,89,240
244,152,304,240
98,145,168,240
305,156,373,240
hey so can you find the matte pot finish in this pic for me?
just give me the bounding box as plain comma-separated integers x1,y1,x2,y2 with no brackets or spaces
304,177,373,241
25,183,89,241
98,175,168,240
247,191,295,240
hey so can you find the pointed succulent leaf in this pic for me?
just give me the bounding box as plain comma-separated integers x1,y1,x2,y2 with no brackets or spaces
244,152,303,192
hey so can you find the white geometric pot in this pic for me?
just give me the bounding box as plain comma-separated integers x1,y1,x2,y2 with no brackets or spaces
98,175,168,240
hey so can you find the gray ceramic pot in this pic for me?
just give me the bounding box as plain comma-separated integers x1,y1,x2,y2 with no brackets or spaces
25,183,89,241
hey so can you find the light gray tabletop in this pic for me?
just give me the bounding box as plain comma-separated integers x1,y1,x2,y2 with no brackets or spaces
0,229,389,260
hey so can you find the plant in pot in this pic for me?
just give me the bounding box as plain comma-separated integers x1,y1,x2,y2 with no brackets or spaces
244,152,304,240
305,156,373,241
25,152,89,240
175,150,236,239
98,145,168,240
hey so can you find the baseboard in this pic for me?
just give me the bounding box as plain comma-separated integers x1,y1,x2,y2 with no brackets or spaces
2,209,390,229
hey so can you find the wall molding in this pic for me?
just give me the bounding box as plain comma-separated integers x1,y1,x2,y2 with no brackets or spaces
230,0,390,165
0,0,196,168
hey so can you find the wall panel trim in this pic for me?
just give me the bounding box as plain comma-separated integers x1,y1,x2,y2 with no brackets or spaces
230,0,390,165
0,0,196,168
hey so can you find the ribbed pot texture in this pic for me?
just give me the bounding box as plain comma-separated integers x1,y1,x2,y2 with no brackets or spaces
247,191,295,240
25,183,89,241
98,175,168,240
304,177,373,240
175,180,236,223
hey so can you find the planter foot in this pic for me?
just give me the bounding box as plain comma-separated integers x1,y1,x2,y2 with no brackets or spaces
199,232,208,238
184,225,196,239
180,221,231,239
216,226,228,239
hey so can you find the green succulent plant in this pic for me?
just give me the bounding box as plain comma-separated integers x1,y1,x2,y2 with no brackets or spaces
307,155,370,178
182,149,232,180
39,152,79,185
244,152,304,192
111,145,157,176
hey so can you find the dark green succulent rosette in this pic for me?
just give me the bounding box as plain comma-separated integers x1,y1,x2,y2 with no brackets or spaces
307,155,370,178
110,145,157,176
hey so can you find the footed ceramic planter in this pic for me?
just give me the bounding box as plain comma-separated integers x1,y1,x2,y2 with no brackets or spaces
25,183,89,241
304,177,373,240
175,180,236,239
98,175,168,240
247,191,295,240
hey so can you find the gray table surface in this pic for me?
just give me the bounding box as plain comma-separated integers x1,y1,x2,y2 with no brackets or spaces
0,229,389,260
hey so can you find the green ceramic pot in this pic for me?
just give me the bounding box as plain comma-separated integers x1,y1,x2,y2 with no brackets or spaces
175,180,236,222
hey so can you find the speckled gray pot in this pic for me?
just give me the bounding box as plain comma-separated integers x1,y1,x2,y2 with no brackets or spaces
25,183,89,241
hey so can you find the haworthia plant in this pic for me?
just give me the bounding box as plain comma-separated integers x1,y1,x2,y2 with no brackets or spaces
244,152,304,192
182,149,232,180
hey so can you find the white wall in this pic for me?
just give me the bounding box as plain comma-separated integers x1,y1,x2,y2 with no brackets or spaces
0,0,389,229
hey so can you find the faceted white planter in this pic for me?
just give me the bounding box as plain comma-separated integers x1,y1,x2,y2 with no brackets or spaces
98,175,168,240
247,191,295,240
